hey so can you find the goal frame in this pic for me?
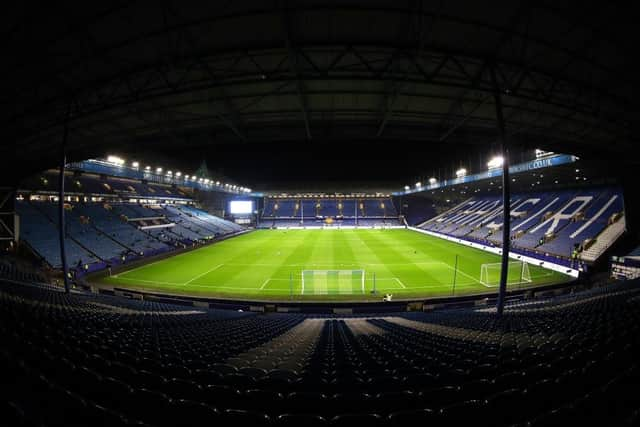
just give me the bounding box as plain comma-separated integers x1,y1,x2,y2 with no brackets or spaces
301,269,366,295
479,261,532,286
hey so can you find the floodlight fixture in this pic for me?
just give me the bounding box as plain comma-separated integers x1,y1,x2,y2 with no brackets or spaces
487,156,504,169
107,155,125,166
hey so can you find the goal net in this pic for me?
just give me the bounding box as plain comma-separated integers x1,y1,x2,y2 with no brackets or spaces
301,270,365,295
479,261,532,287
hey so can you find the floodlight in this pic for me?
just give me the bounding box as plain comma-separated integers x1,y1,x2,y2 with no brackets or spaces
487,156,504,169
132,161,139,168
456,168,467,177
167,171,173,175
145,166,151,171
107,155,125,166
404,185,410,191
428,177,437,185
175,172,181,177
156,167,162,173
415,182,422,188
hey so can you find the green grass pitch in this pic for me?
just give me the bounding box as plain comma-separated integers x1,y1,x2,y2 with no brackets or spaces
101,229,571,301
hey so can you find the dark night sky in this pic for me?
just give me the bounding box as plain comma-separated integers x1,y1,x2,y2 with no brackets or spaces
119,138,508,191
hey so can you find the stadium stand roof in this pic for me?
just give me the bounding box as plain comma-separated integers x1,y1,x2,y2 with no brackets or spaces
1,1,638,186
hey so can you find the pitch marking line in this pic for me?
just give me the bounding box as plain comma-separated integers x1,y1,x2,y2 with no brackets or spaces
113,277,185,286
182,264,223,286
221,261,444,268
114,258,167,278
114,276,264,291
437,261,489,287
260,279,270,290
395,278,406,289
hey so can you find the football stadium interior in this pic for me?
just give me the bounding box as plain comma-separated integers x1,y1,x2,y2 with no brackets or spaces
1,2,640,426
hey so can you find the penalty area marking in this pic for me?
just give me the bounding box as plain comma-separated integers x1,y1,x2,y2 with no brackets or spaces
376,277,407,289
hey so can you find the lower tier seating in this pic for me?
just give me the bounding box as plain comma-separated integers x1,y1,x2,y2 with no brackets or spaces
0,278,638,426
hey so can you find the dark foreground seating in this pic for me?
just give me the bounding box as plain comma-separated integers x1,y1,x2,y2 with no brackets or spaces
1,279,639,426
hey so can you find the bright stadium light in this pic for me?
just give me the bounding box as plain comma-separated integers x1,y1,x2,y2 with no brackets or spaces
184,175,189,180
145,166,151,171
131,161,139,168
107,155,125,166
404,185,410,191
156,167,163,173
167,171,173,175
487,156,504,169
456,168,467,178
175,172,181,177
215,181,220,186
429,177,437,185
415,182,422,188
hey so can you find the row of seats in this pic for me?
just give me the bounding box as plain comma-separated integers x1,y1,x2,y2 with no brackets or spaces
15,201,244,270
1,276,639,425
259,218,402,229
262,198,398,219
23,173,191,199
420,187,624,260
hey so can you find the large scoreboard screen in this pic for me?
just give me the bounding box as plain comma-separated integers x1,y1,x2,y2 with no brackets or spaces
229,200,253,215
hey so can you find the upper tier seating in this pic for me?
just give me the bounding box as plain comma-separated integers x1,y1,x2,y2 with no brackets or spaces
21,173,192,199
0,278,638,426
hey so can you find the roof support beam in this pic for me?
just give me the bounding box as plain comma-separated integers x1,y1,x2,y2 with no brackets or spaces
163,0,247,142
439,96,491,142
281,1,311,140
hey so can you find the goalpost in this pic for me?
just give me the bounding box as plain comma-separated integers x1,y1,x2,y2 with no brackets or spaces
301,270,365,295
479,261,532,287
